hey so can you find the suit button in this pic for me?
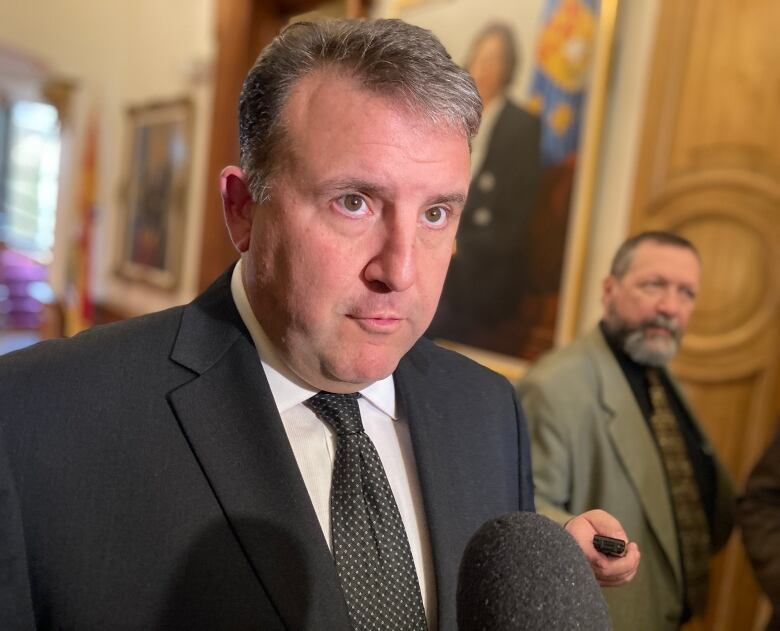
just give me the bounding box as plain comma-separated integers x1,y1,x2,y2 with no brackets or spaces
472,207,493,226
478,171,496,192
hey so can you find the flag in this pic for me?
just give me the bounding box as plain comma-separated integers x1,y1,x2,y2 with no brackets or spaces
528,0,599,166
65,111,98,335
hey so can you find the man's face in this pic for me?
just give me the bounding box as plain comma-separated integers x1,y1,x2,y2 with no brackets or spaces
602,241,700,366
230,71,471,392
467,33,508,107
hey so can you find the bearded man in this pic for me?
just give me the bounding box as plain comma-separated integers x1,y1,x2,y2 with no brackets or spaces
518,231,735,631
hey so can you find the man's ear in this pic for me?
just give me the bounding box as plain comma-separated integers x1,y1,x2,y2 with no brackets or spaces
601,275,616,310
220,166,254,253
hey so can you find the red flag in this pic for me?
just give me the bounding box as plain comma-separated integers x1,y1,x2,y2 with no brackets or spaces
65,111,97,335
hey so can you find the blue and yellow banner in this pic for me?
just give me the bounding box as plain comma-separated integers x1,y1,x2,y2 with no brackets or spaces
528,0,599,166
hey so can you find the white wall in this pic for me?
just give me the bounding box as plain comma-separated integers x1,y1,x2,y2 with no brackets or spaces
0,0,215,316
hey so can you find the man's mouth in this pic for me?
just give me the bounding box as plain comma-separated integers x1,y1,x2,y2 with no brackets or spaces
640,316,679,339
347,313,404,333
643,325,673,337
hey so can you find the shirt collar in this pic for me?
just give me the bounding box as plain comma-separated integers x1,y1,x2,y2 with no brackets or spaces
482,95,506,125
470,95,506,179
230,261,397,419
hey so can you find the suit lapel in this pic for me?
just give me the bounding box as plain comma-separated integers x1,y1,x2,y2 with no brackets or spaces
587,330,683,589
394,342,515,631
394,350,460,629
167,272,349,630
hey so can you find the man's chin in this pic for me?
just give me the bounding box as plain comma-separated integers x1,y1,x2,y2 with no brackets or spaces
623,332,678,367
320,349,407,392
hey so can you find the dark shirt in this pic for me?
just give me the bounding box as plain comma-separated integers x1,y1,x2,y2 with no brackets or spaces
599,321,718,535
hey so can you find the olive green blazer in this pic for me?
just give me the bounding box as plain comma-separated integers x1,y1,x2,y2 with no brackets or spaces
518,326,735,631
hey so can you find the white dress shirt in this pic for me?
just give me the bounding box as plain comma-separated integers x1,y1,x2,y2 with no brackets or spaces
230,261,437,628
469,95,506,179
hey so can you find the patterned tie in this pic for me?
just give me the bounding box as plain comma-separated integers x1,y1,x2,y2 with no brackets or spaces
305,391,427,631
646,368,711,614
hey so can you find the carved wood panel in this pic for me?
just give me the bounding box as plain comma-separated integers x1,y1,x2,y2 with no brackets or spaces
631,0,780,628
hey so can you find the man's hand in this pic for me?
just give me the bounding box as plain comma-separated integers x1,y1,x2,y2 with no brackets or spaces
566,509,640,587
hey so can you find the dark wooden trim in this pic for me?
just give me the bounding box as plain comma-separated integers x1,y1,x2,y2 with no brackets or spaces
198,0,286,291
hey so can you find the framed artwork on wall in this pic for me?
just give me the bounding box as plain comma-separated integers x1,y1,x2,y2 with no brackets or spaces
375,0,619,379
115,98,193,290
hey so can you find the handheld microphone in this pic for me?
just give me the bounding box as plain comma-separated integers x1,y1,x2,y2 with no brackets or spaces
457,512,611,630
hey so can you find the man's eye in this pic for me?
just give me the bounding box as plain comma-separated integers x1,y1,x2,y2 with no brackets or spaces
340,194,366,213
423,206,447,226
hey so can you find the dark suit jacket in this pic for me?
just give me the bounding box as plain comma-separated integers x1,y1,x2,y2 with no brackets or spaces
0,269,534,630
739,425,780,631
430,100,541,350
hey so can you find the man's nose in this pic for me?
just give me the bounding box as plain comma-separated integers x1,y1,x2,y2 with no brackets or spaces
656,287,681,317
363,220,416,292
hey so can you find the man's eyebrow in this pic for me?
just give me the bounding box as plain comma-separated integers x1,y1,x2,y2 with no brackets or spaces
316,178,467,206
315,178,389,197
429,192,467,206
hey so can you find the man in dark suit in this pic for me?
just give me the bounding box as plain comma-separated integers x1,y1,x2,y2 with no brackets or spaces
0,19,637,630
740,425,780,630
429,23,541,354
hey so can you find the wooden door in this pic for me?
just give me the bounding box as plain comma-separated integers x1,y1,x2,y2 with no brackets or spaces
630,1,780,629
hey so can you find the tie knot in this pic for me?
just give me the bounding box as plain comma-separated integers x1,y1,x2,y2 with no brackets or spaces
646,368,668,410
646,367,662,387
305,391,364,436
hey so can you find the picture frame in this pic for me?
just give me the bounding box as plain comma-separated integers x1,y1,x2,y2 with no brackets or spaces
115,98,193,290
374,0,619,378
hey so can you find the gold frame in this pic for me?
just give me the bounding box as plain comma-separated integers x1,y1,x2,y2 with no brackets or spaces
556,0,619,347
115,98,193,290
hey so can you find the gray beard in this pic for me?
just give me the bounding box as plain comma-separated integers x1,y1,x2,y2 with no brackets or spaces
604,314,682,367
622,327,678,366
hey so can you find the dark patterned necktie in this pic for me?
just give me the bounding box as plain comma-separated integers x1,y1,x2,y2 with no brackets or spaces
305,391,427,631
646,368,711,614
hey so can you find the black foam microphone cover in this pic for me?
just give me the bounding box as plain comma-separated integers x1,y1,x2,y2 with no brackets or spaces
457,511,611,630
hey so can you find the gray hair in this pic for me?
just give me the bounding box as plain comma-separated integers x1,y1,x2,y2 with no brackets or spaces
238,18,483,202
609,230,700,278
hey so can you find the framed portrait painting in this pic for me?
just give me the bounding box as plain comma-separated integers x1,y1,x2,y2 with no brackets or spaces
115,99,193,290
374,0,618,378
